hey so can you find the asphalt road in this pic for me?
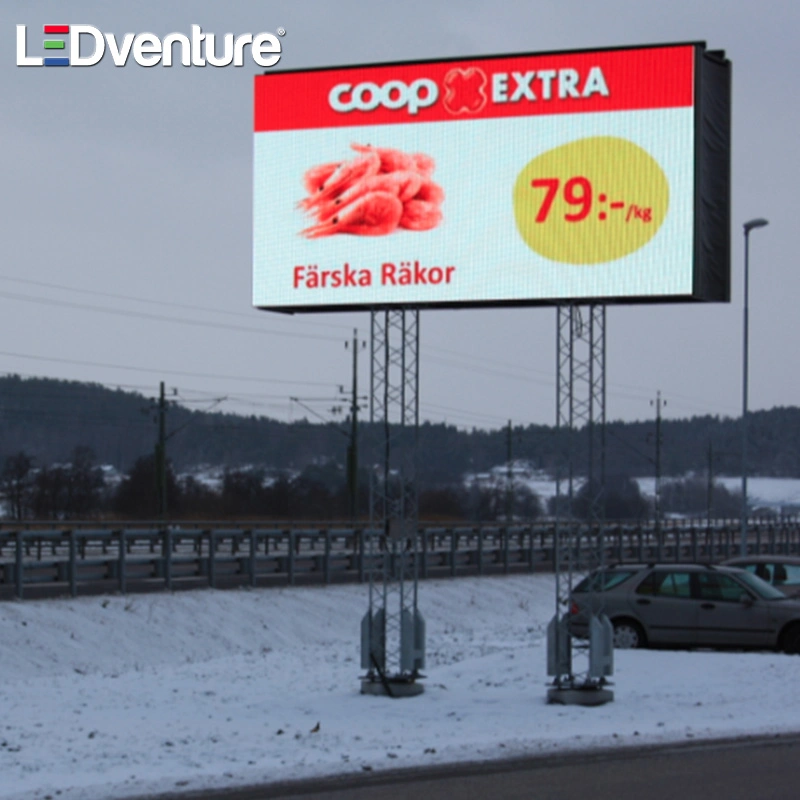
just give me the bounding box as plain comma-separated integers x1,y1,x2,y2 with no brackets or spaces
143,733,800,800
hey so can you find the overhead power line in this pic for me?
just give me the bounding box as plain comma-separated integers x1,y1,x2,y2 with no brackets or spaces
0,289,339,342
0,349,334,387
0,273,742,422
0,272,352,332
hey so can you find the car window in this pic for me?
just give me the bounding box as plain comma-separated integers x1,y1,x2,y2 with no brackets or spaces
734,561,800,588
573,570,637,593
772,563,800,587
696,572,747,602
736,570,787,600
636,570,692,598
657,571,692,598
740,562,772,581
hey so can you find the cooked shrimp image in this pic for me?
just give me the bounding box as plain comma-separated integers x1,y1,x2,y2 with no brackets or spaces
301,161,340,195
315,171,423,222
297,145,444,238
399,200,443,231
350,143,418,174
299,151,381,212
412,152,436,177
413,177,445,205
301,192,404,238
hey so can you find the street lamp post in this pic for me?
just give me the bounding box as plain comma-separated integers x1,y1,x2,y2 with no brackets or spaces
741,218,769,556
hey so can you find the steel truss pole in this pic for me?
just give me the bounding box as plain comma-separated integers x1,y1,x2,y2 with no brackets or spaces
547,304,613,705
361,308,425,697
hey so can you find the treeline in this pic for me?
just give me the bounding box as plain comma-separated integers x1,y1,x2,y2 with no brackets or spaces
1,374,800,484
2,448,543,521
1,447,744,522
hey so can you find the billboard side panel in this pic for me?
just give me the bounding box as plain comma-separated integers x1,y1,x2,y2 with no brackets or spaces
694,48,732,302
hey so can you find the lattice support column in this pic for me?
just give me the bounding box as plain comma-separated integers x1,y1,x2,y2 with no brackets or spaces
547,305,613,705
360,309,425,696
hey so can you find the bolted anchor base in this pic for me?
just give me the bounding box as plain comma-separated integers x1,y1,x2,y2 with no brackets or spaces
547,686,614,706
361,677,425,698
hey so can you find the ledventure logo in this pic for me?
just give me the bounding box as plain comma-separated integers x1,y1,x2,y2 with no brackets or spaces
16,24,285,67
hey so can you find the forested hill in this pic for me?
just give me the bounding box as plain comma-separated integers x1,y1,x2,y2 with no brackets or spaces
1,375,799,482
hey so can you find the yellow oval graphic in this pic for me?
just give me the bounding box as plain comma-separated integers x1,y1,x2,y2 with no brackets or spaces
513,136,669,265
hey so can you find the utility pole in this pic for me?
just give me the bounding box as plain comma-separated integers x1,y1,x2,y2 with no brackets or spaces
706,440,714,531
741,219,769,556
155,381,167,519
505,419,513,521
148,383,218,520
344,329,366,521
650,391,665,528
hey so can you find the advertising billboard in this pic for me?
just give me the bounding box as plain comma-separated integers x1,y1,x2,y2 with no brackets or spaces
253,42,730,312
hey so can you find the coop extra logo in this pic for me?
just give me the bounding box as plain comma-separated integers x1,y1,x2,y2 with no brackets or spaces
327,66,610,116
16,24,284,67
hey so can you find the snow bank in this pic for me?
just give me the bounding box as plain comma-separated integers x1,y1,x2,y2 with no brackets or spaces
1,575,798,800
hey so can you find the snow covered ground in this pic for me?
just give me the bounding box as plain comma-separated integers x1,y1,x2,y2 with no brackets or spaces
2,575,800,800
468,466,800,514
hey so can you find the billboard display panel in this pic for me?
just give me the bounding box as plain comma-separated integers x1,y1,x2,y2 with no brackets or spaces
253,43,730,312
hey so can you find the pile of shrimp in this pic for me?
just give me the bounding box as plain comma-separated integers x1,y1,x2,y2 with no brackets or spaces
298,144,444,238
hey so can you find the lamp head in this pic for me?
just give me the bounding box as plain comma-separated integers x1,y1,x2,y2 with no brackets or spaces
744,218,769,233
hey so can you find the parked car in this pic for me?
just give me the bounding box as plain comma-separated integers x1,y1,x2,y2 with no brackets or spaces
569,563,800,653
720,555,800,597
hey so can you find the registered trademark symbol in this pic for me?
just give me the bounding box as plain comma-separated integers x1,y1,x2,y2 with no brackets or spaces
277,27,286,36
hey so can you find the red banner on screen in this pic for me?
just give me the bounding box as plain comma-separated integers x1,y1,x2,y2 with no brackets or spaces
254,45,694,132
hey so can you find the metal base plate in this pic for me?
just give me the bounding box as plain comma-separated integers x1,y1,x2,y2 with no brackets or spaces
547,686,614,706
361,679,425,698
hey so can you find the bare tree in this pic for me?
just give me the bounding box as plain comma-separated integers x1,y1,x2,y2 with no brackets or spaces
65,446,105,518
31,465,68,519
1,451,34,520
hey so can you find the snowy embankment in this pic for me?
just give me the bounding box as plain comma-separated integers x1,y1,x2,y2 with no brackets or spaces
2,575,799,800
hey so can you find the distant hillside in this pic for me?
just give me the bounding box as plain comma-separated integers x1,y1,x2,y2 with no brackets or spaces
1,375,800,482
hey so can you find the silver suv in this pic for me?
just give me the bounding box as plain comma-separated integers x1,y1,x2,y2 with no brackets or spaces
569,563,800,652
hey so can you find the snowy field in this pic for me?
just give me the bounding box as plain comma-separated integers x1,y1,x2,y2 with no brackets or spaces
466,467,800,515
2,575,800,800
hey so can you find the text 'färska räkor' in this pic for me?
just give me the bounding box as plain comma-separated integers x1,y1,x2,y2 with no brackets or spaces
293,261,456,289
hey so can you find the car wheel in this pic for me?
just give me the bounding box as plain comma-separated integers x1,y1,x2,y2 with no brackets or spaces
612,619,646,649
781,623,800,654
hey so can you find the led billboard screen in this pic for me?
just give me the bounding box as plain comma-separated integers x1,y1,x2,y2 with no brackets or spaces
253,43,730,312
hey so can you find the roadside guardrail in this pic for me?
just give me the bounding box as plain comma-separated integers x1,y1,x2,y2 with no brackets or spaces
1,517,798,600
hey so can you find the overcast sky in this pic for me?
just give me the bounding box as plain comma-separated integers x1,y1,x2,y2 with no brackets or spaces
2,1,797,434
